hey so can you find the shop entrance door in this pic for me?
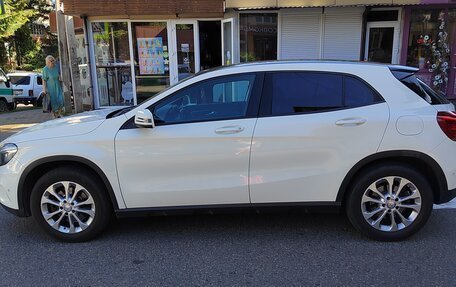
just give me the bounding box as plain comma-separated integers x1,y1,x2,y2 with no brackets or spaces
170,20,200,84
364,22,400,64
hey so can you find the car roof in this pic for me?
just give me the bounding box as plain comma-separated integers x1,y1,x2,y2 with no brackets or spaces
7,72,41,76
198,60,397,74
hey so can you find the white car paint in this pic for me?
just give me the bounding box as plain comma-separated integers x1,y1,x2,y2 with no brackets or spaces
249,103,390,203
0,61,455,216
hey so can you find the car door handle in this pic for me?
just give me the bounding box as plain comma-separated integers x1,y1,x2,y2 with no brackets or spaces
215,125,245,135
335,118,367,126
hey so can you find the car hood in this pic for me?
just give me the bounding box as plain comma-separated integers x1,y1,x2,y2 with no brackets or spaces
2,107,124,144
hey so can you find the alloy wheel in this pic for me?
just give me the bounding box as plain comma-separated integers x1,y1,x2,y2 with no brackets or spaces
40,181,96,234
361,176,422,232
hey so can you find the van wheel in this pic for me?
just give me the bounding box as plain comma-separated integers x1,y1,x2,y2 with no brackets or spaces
30,167,112,242
7,102,15,111
345,164,433,241
0,99,7,112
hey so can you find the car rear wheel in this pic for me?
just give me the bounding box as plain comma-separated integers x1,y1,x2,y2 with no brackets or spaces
346,164,433,241
30,167,112,242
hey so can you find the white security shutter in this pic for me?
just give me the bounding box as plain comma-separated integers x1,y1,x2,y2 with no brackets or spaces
280,8,322,60
322,7,365,61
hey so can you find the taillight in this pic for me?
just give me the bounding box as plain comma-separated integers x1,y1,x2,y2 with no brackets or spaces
28,90,33,97
437,111,456,141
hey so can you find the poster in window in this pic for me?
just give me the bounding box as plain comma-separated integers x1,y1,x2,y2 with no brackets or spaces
137,37,165,75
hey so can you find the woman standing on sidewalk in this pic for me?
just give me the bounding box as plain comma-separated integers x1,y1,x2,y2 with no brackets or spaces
42,55,64,118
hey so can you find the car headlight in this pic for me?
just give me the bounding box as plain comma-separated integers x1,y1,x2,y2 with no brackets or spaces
0,144,18,166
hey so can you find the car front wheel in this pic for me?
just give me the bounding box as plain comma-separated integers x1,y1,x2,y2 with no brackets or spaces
30,167,112,242
346,164,433,241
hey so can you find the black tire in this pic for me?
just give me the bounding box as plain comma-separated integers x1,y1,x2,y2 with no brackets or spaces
0,99,7,112
30,167,112,242
36,95,43,107
7,102,15,111
345,163,433,241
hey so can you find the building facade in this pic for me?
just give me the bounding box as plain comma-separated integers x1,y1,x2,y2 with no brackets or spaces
61,0,456,109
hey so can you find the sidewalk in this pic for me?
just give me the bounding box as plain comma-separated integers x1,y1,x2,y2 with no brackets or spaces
0,107,53,142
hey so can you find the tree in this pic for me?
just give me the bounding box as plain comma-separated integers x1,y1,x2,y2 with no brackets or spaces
0,0,36,39
0,0,55,71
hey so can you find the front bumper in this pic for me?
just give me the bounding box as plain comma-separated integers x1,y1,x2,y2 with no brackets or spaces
0,202,25,217
0,157,23,214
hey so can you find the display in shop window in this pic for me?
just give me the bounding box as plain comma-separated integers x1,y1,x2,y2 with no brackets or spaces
407,9,452,94
137,37,168,75
427,11,450,91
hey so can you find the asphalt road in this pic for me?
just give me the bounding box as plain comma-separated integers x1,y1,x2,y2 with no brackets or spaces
0,207,455,286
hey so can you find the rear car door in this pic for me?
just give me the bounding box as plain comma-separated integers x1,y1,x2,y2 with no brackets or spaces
249,71,390,203
115,73,262,208
34,75,43,98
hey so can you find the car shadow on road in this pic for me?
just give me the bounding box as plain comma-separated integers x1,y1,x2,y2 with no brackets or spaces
1,209,452,245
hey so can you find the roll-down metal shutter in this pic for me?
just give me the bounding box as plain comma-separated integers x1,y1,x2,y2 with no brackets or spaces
280,8,322,60
322,7,365,61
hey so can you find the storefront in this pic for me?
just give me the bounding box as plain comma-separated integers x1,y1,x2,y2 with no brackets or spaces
401,4,456,99
62,0,456,108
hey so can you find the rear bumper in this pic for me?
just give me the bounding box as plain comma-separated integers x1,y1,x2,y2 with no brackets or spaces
14,97,36,103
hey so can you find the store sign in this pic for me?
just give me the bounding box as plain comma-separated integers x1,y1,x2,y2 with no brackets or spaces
137,37,167,75
240,25,277,34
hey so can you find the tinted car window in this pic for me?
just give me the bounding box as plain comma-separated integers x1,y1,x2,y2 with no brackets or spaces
345,76,382,107
153,74,256,124
9,76,30,85
268,72,343,115
37,76,43,85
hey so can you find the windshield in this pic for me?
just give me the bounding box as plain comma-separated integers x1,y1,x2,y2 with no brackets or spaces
10,75,31,85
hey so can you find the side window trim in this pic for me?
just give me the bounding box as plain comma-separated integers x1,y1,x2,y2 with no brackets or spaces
259,71,384,117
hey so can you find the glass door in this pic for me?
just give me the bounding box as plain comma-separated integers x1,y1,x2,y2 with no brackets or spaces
222,18,234,65
132,22,171,104
364,22,400,64
170,21,200,84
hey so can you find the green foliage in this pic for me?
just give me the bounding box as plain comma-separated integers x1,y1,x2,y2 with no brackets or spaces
0,0,56,71
0,0,36,38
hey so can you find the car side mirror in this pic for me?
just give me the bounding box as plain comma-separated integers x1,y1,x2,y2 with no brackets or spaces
134,109,155,128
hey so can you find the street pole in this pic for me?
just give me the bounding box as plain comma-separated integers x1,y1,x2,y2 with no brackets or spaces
55,0,73,113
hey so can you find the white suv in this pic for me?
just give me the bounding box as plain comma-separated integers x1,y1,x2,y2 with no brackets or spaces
1,61,455,242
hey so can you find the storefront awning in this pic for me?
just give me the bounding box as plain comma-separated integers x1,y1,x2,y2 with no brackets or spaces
62,0,224,18
226,0,421,9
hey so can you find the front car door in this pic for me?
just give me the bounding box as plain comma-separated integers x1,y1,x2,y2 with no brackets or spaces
250,71,389,203
115,73,262,208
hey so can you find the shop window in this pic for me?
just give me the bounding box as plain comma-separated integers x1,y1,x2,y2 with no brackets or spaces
92,22,132,106
407,9,449,69
240,13,277,62
132,22,170,104
74,17,91,110
407,9,454,94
